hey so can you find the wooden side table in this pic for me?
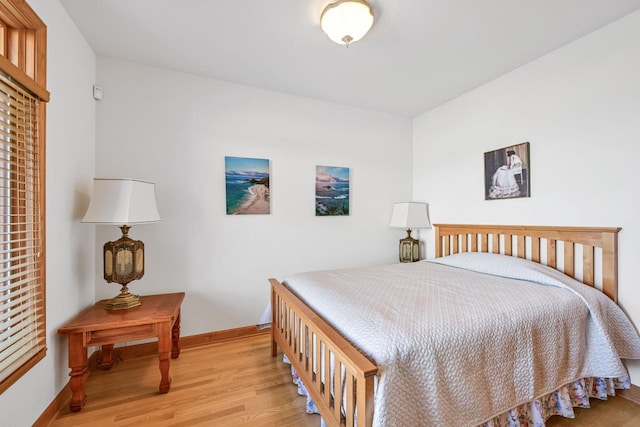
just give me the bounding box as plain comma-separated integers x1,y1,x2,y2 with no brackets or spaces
57,292,185,412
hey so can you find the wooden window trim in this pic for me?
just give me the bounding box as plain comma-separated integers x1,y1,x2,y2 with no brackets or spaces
0,0,47,395
0,54,48,101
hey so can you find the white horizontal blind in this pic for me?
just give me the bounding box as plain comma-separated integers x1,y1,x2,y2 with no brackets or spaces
0,71,44,386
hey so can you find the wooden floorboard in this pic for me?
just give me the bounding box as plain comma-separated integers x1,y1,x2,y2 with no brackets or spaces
50,334,640,426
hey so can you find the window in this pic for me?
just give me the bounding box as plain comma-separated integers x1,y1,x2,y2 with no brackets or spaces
0,0,48,394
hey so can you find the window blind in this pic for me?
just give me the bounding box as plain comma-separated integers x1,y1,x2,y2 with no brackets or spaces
0,71,44,387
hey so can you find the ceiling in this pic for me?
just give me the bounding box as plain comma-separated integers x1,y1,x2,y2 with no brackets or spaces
59,0,640,118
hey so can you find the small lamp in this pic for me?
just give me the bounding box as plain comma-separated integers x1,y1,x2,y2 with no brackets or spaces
389,202,431,263
82,178,161,310
320,0,374,47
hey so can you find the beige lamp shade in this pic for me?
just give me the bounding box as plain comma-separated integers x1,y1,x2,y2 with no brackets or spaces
320,0,374,46
389,202,431,230
82,178,161,225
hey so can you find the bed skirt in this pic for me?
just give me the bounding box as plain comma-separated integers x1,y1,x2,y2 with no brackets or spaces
285,356,630,427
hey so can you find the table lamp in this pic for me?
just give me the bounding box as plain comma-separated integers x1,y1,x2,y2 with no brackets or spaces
389,202,431,263
82,178,161,310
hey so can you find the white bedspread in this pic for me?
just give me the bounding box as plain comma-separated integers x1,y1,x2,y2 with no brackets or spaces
282,253,640,427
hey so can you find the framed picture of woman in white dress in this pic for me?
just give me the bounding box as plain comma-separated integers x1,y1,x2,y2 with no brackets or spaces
484,142,530,200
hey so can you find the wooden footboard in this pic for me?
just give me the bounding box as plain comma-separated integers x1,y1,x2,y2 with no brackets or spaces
270,278,377,427
270,224,621,426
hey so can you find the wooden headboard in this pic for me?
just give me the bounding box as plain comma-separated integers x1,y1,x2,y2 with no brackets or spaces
434,224,621,302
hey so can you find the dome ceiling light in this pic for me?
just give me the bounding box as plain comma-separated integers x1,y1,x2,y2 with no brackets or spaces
320,0,374,47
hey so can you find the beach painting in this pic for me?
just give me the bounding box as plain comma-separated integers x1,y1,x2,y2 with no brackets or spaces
225,156,270,214
316,165,349,216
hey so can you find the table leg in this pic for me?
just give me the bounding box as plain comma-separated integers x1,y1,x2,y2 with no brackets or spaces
171,311,181,359
98,344,115,370
157,321,172,393
67,333,88,412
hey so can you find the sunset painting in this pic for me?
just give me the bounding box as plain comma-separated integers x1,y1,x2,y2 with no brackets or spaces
316,165,349,216
225,156,270,215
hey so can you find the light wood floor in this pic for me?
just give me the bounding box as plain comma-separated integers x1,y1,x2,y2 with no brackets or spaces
51,333,640,426
545,395,640,427
51,333,319,426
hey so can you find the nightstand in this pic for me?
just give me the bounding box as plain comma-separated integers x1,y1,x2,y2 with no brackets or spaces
57,292,185,412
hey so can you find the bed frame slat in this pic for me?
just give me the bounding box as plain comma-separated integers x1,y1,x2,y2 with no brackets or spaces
334,361,342,422
517,235,525,258
565,242,575,278
532,237,540,263
323,340,331,408
491,233,499,253
345,372,354,427
548,239,557,268
505,234,512,255
583,245,594,286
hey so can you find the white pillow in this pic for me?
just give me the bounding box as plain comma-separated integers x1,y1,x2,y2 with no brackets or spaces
427,251,572,289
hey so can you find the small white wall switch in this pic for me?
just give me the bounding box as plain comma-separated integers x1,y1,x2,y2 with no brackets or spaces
93,85,103,100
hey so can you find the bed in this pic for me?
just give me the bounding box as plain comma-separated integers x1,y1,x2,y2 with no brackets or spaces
269,224,640,426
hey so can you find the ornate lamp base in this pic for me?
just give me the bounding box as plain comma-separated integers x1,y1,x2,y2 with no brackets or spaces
105,285,141,311
399,228,420,263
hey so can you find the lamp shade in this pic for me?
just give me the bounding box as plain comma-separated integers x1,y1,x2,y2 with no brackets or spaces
82,178,161,225
320,0,374,46
389,202,431,229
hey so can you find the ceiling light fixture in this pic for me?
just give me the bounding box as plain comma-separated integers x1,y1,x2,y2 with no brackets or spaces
320,0,374,47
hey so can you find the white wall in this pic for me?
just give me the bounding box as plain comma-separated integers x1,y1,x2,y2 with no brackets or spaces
94,57,413,336
413,11,640,384
0,1,96,426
